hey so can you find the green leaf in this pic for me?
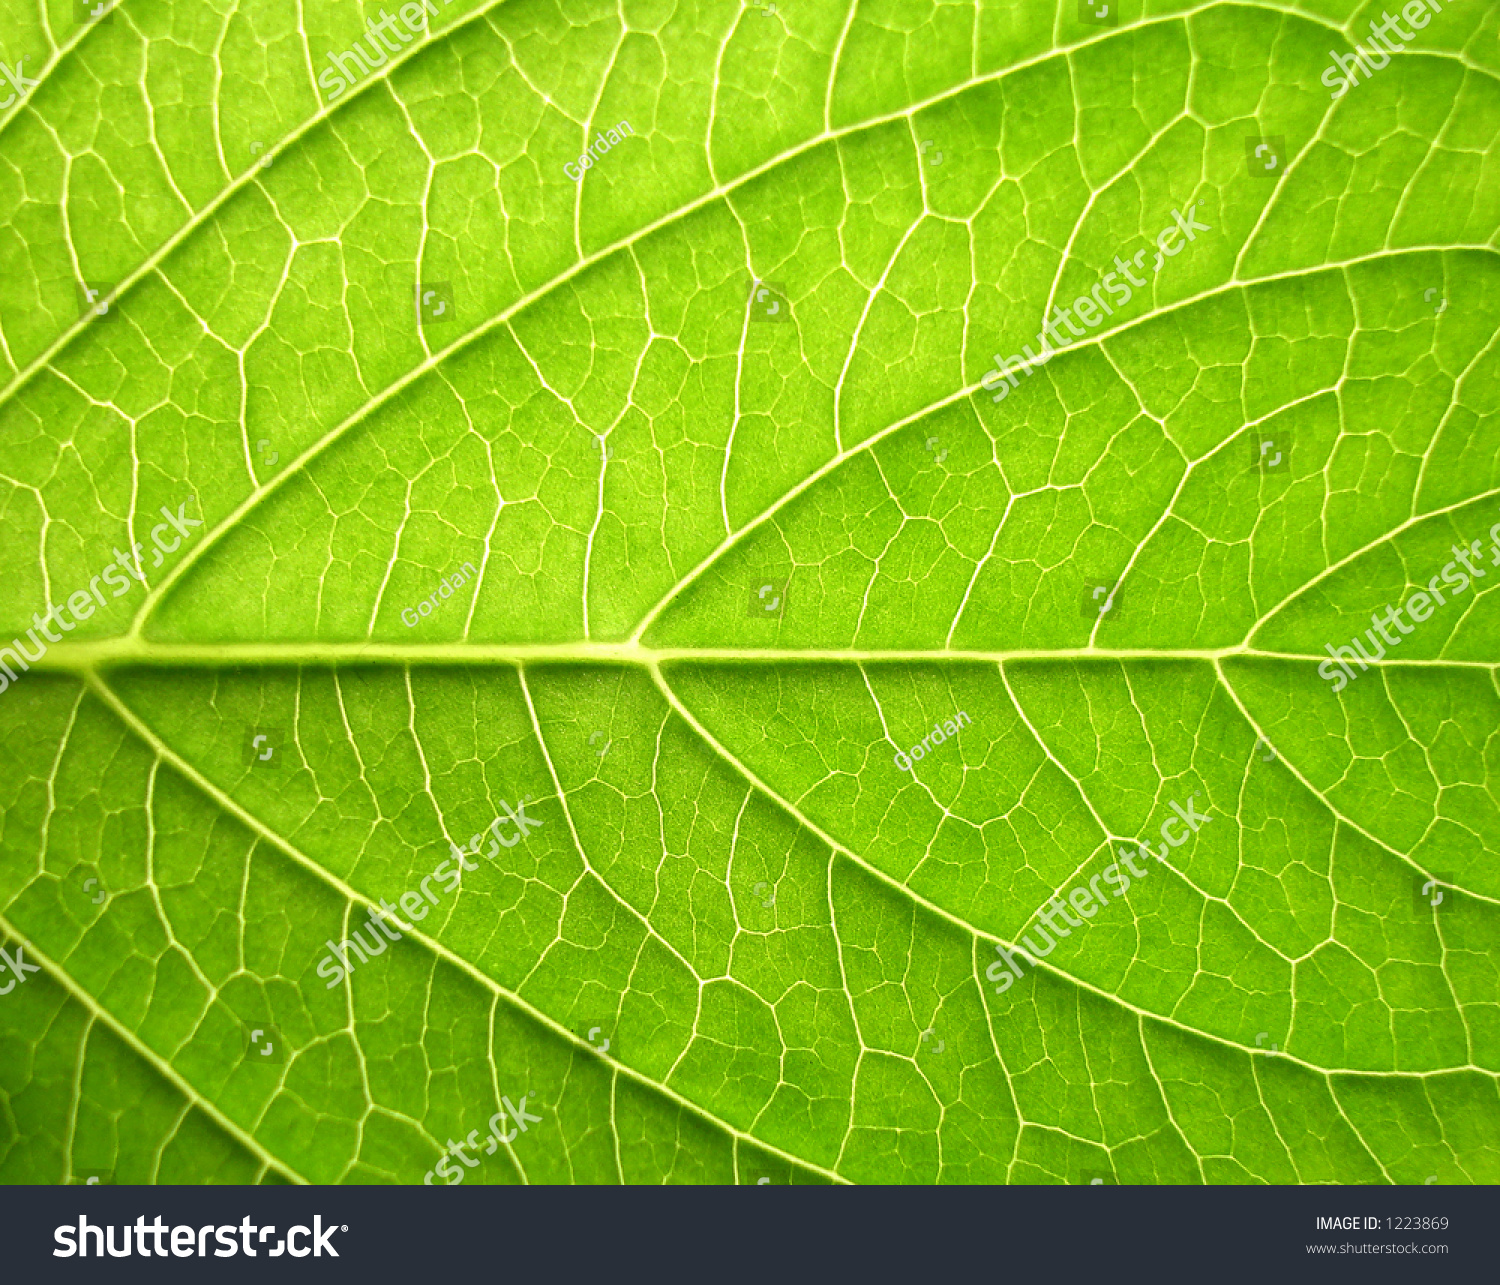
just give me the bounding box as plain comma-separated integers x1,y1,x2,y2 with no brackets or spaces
2,0,1497,1186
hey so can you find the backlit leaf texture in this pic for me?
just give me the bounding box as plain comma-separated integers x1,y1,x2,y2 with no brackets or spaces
1,0,1498,1186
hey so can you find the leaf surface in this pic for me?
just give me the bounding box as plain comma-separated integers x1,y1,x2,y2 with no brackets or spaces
2,0,1498,1185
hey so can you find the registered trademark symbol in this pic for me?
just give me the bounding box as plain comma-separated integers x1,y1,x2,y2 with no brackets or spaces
342,1225,348,1232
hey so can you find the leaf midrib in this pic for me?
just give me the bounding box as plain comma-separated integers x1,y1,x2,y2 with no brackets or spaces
27,642,1500,671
